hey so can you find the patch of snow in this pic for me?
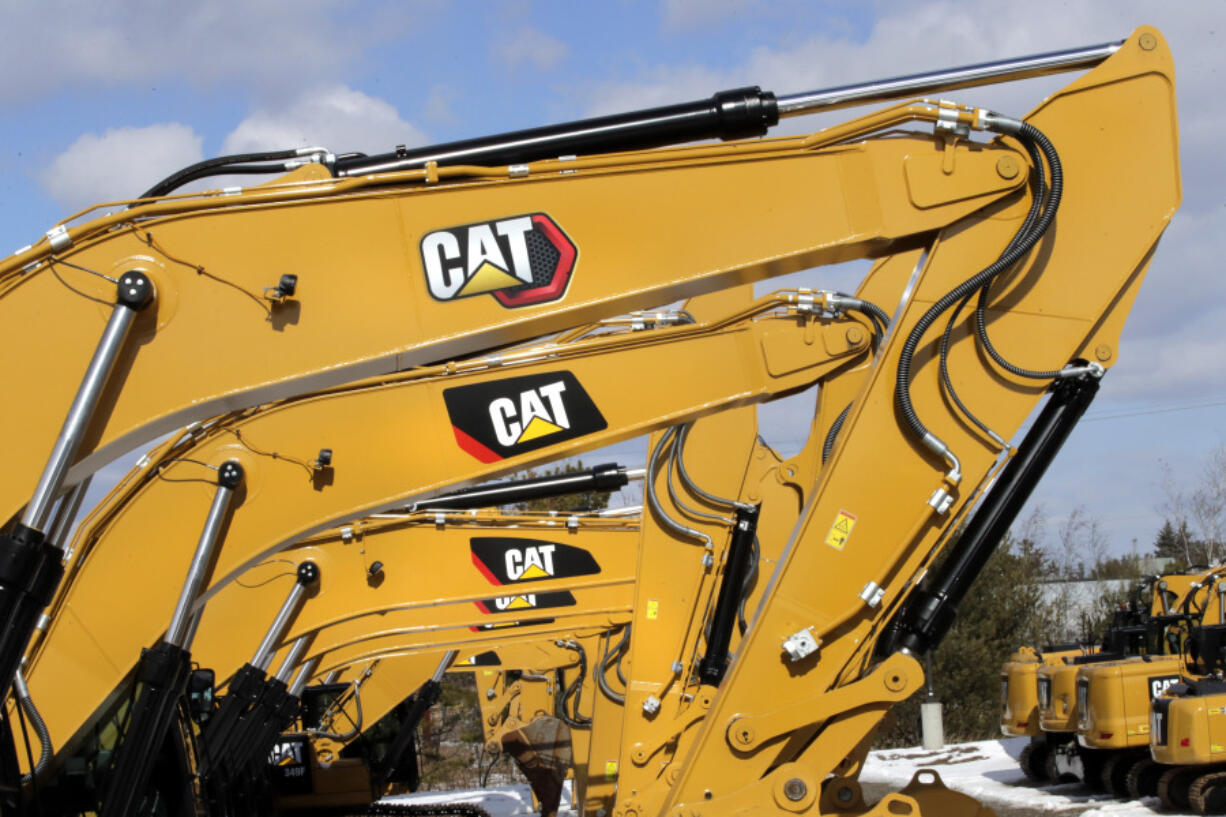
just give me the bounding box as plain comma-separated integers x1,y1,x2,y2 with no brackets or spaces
383,780,576,817
861,738,1176,816
385,741,1189,817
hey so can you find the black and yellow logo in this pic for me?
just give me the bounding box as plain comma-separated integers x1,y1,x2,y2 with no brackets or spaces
420,213,576,308
444,371,606,462
470,537,601,585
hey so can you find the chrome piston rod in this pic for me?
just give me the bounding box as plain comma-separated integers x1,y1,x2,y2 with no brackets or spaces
251,560,320,672
775,40,1121,117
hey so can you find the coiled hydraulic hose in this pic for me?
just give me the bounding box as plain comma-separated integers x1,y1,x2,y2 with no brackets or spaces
895,121,1063,479
14,669,51,781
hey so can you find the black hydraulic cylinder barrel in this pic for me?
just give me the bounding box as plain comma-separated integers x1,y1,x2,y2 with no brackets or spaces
199,662,267,775
99,641,193,817
0,525,63,704
380,680,443,787
421,463,628,511
894,373,1100,656
698,506,759,686
335,87,777,176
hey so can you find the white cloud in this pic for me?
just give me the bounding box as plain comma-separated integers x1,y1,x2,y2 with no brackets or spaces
494,26,570,71
40,124,203,214
0,0,417,101
222,85,427,156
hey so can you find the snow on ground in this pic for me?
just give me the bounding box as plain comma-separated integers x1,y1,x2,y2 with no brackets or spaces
861,737,1172,816
383,780,576,817
386,740,1190,817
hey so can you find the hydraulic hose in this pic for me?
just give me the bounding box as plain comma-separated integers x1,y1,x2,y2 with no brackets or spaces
140,149,313,198
895,121,1062,475
554,640,591,728
596,628,630,704
822,404,852,463
14,670,50,780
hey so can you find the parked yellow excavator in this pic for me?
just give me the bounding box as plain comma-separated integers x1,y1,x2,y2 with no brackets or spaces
1014,570,1201,784
0,26,1181,817
1075,567,1226,799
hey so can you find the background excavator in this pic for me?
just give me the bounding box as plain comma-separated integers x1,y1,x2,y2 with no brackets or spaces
0,26,1181,817
1008,570,1202,783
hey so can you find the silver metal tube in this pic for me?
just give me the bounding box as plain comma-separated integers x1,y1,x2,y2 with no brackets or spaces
22,305,139,532
775,40,1121,117
288,656,322,697
322,670,340,684
1218,582,1225,623
46,477,91,550
274,635,311,683
165,480,235,649
431,649,459,683
251,581,309,672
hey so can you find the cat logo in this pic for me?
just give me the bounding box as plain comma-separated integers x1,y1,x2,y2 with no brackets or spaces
473,590,576,615
444,371,606,463
420,212,576,308
470,537,601,585
1149,675,1180,700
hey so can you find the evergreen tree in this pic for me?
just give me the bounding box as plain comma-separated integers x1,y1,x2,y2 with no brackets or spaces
510,460,614,513
876,533,1060,746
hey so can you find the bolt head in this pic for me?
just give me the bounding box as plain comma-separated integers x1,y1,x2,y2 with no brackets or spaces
996,155,1020,180
783,778,808,802
845,325,865,345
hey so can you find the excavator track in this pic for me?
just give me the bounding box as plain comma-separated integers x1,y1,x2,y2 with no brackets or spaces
1190,770,1226,815
1018,739,1048,782
345,802,492,817
1160,766,1201,811
1125,758,1164,799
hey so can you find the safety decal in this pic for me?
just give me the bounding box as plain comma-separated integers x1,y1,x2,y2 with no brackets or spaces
444,371,607,463
646,599,660,620
474,590,577,615
824,509,857,551
420,212,576,308
470,537,600,585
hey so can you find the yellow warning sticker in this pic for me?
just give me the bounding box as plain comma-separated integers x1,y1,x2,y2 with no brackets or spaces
825,510,858,551
1214,744,1225,753
646,599,660,620
604,760,619,780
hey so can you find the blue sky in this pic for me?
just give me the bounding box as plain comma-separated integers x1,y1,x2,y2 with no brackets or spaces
6,0,1223,562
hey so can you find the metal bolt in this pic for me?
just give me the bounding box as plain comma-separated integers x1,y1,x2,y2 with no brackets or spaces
995,155,1020,179
486,689,496,699
1139,32,1157,51
845,325,865,345
837,786,854,803
1095,343,1113,362
783,778,808,802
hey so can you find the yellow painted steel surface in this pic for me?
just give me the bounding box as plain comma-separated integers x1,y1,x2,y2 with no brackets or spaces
5,26,1182,817
1,113,1019,524
1152,689,1226,765
652,30,1178,816
1000,646,1088,738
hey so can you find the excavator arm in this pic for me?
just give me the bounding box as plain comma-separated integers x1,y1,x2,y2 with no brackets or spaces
1,26,1181,817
